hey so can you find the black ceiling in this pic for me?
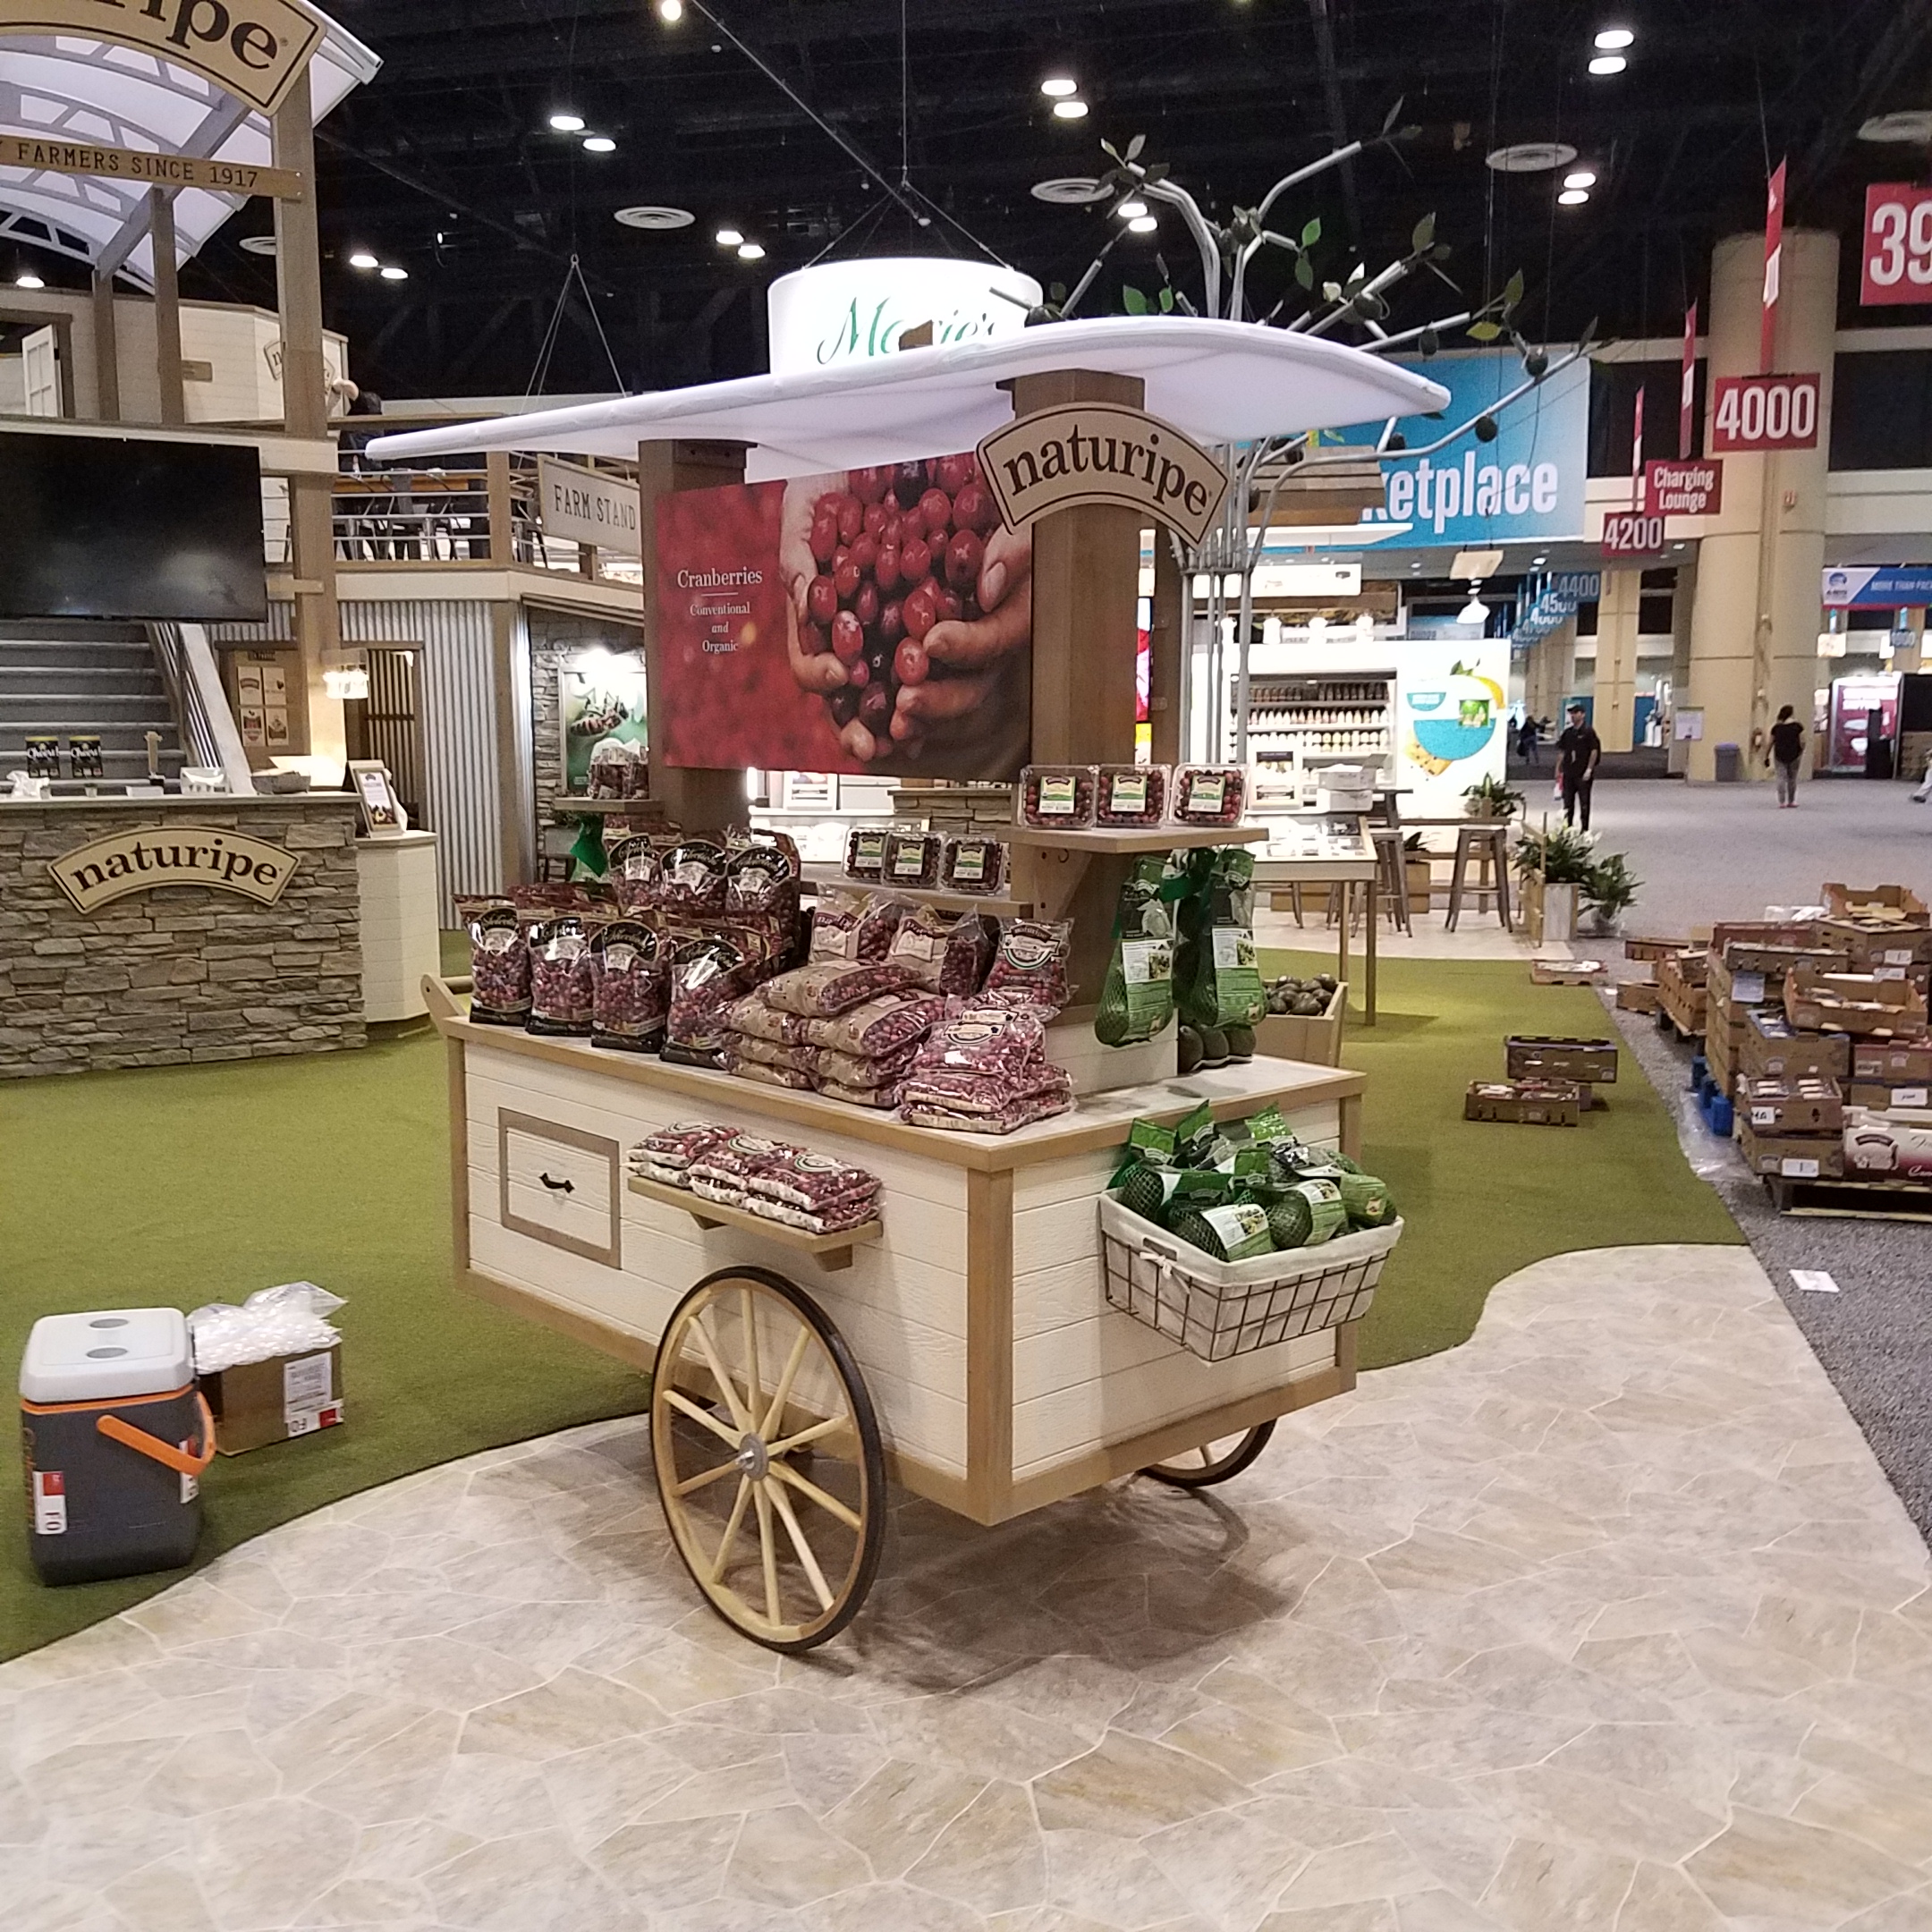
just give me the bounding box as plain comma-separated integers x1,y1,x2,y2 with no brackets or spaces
166,0,1932,402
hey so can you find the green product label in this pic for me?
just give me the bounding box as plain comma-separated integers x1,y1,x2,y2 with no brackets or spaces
1173,1168,1228,1201
1290,1177,1348,1245
1247,1105,1292,1144
1185,772,1228,814
1233,1147,1272,1178
1129,1118,1177,1157
1119,936,1175,1036
1210,926,1266,1025
1106,772,1149,815
951,845,987,882
1038,775,1078,815
1201,1201,1274,1259
1175,1099,1215,1150
852,830,887,865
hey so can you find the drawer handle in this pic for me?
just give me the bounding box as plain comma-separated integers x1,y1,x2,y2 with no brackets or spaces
538,1172,575,1195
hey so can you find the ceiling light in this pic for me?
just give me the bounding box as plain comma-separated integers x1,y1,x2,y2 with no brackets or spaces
582,135,616,153
1030,176,1110,205
1594,27,1634,48
1039,76,1078,98
657,0,684,20
1459,589,1492,625
348,250,378,269
715,226,743,247
1052,99,1089,120
380,265,409,280
1588,54,1627,74
240,234,277,257
737,242,766,260
1485,141,1578,174
1563,169,1597,189
1859,110,1932,144
1532,554,1547,564
548,112,585,132
1114,199,1148,219
1128,215,1158,233
1558,189,1591,206
14,272,44,289
615,205,694,230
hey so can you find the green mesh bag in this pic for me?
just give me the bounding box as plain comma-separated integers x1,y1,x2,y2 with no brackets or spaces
1267,1177,1347,1250
1167,1199,1274,1261
1337,1173,1389,1225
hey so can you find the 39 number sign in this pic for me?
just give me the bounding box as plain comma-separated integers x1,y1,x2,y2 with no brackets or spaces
1709,373,1819,453
1862,183,1932,307
1601,513,1666,557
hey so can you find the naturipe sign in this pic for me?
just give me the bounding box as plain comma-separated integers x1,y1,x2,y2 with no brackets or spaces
1644,457,1724,517
50,825,296,915
1601,513,1666,557
0,0,326,118
976,402,1228,547
1708,373,1819,453
1862,183,1932,307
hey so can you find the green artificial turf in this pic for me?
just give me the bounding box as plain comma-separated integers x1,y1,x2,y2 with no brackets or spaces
1262,949,1745,1368
1,1028,646,1662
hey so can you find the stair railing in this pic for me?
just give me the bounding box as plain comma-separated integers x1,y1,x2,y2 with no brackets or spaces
149,622,256,794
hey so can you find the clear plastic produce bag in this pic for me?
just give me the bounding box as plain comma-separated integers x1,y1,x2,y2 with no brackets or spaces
188,1281,345,1374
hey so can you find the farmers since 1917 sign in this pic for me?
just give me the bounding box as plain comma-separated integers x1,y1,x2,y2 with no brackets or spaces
51,825,297,915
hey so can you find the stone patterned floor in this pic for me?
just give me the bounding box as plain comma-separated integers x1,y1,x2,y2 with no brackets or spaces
6,1243,1932,1932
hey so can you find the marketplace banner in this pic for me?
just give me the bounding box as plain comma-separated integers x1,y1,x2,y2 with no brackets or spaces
1338,348,1589,547
653,452,1030,781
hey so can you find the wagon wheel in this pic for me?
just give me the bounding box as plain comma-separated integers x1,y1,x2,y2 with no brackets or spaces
650,1266,886,1652
1141,1421,1276,1488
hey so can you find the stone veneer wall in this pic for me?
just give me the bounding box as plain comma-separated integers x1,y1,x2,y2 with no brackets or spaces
0,798,366,1077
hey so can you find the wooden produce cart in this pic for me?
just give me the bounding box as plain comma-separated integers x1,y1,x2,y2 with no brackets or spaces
377,317,1441,1650
428,973,1367,1650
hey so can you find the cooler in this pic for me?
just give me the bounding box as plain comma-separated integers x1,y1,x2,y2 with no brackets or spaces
19,1308,215,1585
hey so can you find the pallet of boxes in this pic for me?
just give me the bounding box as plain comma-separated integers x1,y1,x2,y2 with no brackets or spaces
1614,937,1678,1016
1654,941,1709,1040
1464,1034,1618,1127
1702,920,1844,1102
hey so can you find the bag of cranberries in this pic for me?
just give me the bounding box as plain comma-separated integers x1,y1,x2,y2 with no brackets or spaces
982,918,1073,1018
664,938,757,1066
527,917,597,1037
659,840,731,919
467,902,531,1028
809,888,909,962
589,919,665,1052
887,905,996,996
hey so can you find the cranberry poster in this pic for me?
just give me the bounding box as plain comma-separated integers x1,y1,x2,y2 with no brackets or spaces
653,453,1030,780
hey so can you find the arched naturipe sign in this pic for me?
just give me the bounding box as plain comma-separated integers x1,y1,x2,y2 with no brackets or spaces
51,825,297,914
975,402,1229,547
0,0,326,118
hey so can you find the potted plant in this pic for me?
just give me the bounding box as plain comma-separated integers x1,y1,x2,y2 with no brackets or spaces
1402,832,1433,913
1581,852,1640,936
1462,774,1525,822
1513,822,1594,943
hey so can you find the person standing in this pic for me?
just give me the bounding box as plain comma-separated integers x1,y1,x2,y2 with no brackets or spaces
1556,703,1602,830
1767,704,1806,808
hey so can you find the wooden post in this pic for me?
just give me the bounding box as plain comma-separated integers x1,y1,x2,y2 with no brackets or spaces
270,62,342,769
486,451,515,564
638,437,752,835
91,272,120,422
1148,529,1184,766
148,190,185,427
489,601,531,887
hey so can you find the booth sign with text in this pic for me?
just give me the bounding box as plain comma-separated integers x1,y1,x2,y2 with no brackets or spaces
51,826,296,914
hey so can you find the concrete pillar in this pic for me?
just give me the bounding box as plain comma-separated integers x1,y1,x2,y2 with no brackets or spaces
1524,619,1574,730
1595,571,1642,754
1683,228,1838,781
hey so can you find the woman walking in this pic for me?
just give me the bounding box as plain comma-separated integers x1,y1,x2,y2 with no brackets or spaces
1767,705,1805,808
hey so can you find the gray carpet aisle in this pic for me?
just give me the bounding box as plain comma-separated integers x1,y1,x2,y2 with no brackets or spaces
1608,990,1932,1545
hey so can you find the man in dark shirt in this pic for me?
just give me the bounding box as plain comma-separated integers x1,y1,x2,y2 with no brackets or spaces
1556,704,1602,830
1767,705,1806,808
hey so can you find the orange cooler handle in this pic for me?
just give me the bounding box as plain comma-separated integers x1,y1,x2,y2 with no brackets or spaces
97,1391,217,1477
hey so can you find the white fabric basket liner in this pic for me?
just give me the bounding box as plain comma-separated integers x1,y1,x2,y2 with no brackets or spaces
1099,1193,1402,1364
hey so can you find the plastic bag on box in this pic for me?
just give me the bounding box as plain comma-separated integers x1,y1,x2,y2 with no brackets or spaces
189,1281,345,1374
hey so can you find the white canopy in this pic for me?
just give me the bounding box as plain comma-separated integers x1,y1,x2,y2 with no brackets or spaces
0,17,378,289
368,316,1452,479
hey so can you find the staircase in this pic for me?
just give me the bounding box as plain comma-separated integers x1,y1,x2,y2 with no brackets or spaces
0,622,185,783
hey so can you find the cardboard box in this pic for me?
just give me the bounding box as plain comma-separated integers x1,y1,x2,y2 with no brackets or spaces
1738,1011,1850,1082
1821,884,1930,925
1784,968,1928,1038
1851,1038,1932,1083
1710,945,1844,998
1705,1023,1736,1097
1623,936,1683,962
1530,958,1608,986
1505,1035,1618,1084
1737,1077,1843,1136
1713,921,1835,961
201,1345,343,1455
1736,1122,1845,1181
1256,982,1346,1068
1464,1079,1583,1126
1615,981,1661,1013
1846,1080,1932,1111
1843,1106,1932,1178
1813,919,1932,977
1657,952,1709,1037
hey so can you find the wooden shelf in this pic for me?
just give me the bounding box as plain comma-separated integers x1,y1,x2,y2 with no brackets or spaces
800,864,1028,916
1007,822,1268,854
626,1172,881,1271
551,799,667,818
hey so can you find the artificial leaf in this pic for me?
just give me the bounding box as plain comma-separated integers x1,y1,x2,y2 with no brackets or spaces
1419,326,1439,356
1411,213,1436,252
1127,132,1146,160
1431,242,1453,261
1381,94,1406,134
1503,268,1526,310
1467,319,1504,342
1294,256,1315,289
1301,216,1322,248
1100,139,1122,162
1323,282,1342,301
1158,286,1175,311
1145,161,1170,182
1123,284,1148,315
1050,281,1068,302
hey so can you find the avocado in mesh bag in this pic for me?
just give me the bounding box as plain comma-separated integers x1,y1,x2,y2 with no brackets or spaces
1095,855,1184,1047
1168,1198,1275,1262
1337,1172,1389,1225
1174,847,1267,1033
1267,1177,1347,1250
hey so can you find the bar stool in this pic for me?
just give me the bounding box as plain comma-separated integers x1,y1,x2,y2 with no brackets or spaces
1370,826,1411,936
1445,823,1513,932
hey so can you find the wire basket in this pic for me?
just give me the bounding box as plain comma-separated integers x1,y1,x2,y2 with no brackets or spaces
1099,1194,1402,1364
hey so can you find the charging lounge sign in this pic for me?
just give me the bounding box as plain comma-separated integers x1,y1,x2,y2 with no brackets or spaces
51,826,296,915
0,1,327,118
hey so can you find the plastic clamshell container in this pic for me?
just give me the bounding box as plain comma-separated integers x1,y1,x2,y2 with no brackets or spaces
1018,764,1097,829
1095,764,1170,826
942,835,1008,895
1172,764,1248,826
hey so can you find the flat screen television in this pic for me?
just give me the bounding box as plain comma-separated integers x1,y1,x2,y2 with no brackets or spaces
0,431,267,623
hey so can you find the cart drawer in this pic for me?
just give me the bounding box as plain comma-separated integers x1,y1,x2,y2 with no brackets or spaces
497,1109,622,1267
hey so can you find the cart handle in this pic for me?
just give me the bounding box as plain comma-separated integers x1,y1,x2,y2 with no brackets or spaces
97,1392,217,1477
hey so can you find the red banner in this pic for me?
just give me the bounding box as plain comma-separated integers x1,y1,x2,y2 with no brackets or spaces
1708,373,1819,453
1645,458,1723,517
1680,301,1698,459
1862,182,1932,307
652,453,1031,780
1760,159,1786,374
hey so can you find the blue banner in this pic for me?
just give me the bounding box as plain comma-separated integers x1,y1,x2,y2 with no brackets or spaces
1823,566,1932,609
1335,349,1590,547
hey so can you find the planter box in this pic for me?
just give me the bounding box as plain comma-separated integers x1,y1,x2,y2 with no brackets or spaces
1405,857,1433,913
1256,982,1346,1068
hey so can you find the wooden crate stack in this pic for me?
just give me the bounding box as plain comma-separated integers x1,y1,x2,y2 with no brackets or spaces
1655,945,1709,1039
1702,925,1843,1098
1615,936,1678,1014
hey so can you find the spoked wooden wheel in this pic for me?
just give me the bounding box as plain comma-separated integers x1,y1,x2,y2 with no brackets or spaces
1142,1421,1276,1488
650,1267,886,1652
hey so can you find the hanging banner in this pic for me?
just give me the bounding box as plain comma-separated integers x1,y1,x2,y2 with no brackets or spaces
1861,184,1932,307
767,258,1044,377
1395,640,1508,815
0,1,327,118
1760,160,1787,373
1343,348,1590,547
976,403,1227,545
1645,457,1723,516
1680,301,1699,459
538,457,641,556
653,450,1030,781
1823,566,1932,609
1709,372,1820,453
